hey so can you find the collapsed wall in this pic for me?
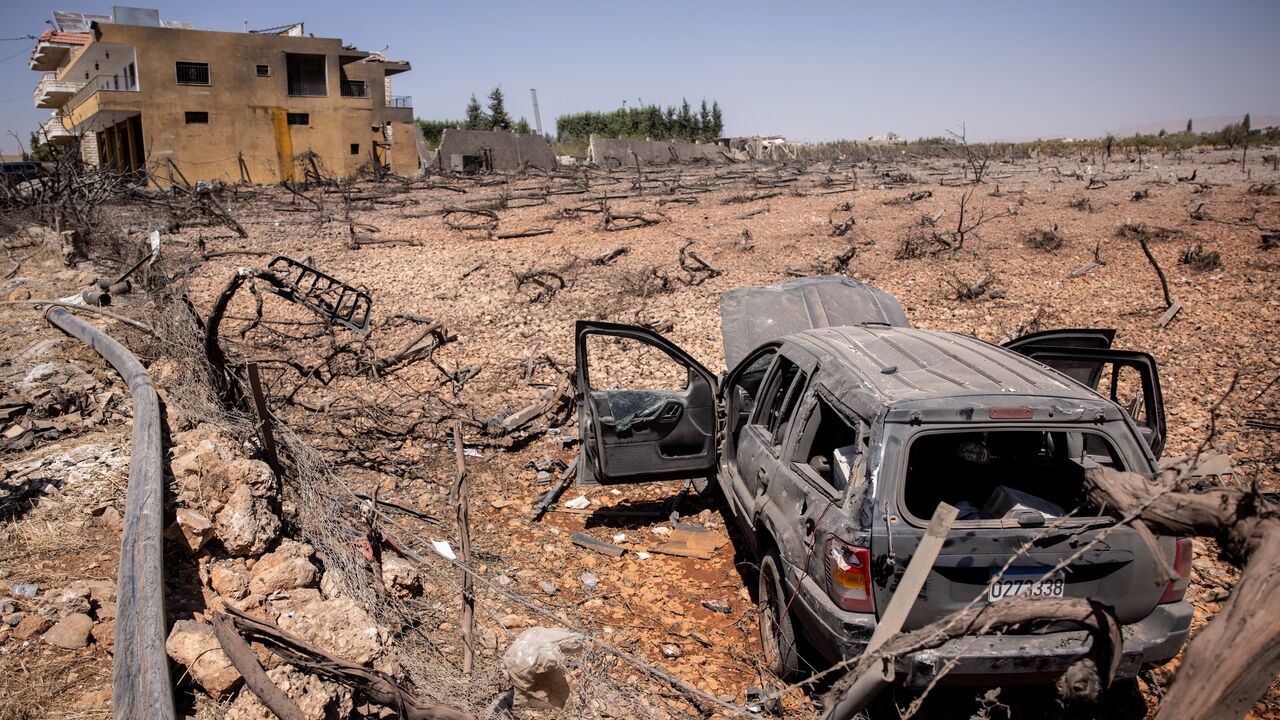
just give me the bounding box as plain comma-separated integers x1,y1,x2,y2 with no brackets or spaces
435,129,557,172
587,134,730,168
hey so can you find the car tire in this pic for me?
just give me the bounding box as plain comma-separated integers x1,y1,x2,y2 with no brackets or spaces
758,550,803,679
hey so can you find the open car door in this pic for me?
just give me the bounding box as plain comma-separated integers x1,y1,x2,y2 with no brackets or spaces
1009,341,1167,458
575,321,718,485
1003,328,1115,388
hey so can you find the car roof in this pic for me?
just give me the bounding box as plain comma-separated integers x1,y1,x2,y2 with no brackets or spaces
786,325,1102,408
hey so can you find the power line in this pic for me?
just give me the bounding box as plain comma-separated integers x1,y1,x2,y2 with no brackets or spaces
0,46,31,63
0,36,37,42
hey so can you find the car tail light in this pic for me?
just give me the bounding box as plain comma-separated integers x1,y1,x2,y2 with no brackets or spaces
828,538,875,614
1159,538,1193,604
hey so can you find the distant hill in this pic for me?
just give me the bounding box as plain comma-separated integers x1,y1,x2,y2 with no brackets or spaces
1109,115,1280,136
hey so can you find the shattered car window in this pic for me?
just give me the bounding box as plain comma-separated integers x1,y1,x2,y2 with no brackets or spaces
585,334,688,391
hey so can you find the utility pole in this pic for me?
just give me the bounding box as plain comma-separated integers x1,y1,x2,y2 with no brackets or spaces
530,88,543,137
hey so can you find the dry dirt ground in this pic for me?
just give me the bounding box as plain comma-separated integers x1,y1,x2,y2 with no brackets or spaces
1,147,1277,719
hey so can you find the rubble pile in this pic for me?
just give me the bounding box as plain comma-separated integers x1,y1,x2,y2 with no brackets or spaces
160,424,409,719
1,350,124,452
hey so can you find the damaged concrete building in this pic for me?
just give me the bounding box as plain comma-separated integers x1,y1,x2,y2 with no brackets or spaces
588,134,730,168
31,8,419,185
433,129,556,172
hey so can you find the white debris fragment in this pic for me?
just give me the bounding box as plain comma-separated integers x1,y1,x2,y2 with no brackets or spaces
431,540,457,561
563,496,591,510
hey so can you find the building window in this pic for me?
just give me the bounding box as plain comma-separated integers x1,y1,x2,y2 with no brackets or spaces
184,111,208,124
256,64,270,77
350,143,360,155
287,113,310,126
175,61,210,85
285,53,326,96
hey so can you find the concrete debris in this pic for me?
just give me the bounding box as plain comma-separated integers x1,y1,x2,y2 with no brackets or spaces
503,626,586,709
166,620,243,698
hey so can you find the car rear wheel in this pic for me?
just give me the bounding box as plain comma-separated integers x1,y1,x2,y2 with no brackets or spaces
758,550,802,679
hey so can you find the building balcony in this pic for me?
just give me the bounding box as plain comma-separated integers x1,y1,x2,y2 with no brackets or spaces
40,115,75,145
34,72,81,109
63,75,141,131
388,95,412,109
30,41,73,72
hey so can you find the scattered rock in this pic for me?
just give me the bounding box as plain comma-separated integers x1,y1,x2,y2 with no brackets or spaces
380,555,422,599
539,581,558,596
210,558,251,600
92,619,115,652
10,583,38,598
581,572,599,591
216,484,281,557
225,663,352,720
249,539,318,596
14,614,52,639
702,600,732,614
165,620,242,698
274,591,386,665
173,508,215,552
7,288,31,301
43,612,94,649
72,688,112,708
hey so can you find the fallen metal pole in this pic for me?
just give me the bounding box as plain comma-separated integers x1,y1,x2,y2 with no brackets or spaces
45,306,174,720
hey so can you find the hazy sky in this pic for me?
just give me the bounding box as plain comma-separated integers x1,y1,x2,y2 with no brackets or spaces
2,0,1279,155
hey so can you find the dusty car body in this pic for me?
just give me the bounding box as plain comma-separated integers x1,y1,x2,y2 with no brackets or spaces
574,276,1191,686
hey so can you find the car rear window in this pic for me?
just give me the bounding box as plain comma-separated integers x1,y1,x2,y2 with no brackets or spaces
901,428,1125,522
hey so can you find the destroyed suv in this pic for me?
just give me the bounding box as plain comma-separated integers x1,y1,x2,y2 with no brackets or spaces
574,276,1191,686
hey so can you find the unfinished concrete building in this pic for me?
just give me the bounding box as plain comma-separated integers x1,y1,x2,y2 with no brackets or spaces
587,134,730,168
434,129,556,172
31,8,418,185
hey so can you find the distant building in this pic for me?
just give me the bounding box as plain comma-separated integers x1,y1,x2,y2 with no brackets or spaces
30,8,418,185
866,132,905,145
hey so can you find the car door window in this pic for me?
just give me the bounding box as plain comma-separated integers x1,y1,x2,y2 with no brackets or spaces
791,392,865,493
754,358,800,428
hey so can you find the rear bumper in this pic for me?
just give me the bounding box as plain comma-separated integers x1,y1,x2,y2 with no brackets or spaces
792,574,1192,688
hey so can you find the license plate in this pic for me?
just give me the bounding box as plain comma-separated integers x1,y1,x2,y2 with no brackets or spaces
988,567,1064,601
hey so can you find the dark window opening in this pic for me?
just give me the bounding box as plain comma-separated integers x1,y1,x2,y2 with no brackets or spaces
728,350,775,449
286,53,326,96
256,64,270,77
184,111,208,124
903,430,1126,522
340,79,368,97
350,143,360,155
286,113,310,126
793,394,862,492
754,357,808,447
175,61,209,85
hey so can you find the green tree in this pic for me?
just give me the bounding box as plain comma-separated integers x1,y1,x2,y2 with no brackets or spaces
28,132,61,162
464,94,488,130
1243,113,1251,134
698,99,711,140
677,98,693,140
514,117,531,134
1186,118,1193,134
488,87,512,131
710,101,724,138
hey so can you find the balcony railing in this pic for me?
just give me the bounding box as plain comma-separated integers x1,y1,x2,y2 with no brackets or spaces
65,73,139,113
388,95,412,108
34,72,81,107
40,115,74,144
340,79,369,98
287,77,327,97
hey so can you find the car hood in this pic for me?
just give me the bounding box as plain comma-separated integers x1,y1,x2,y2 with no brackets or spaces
719,276,911,369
